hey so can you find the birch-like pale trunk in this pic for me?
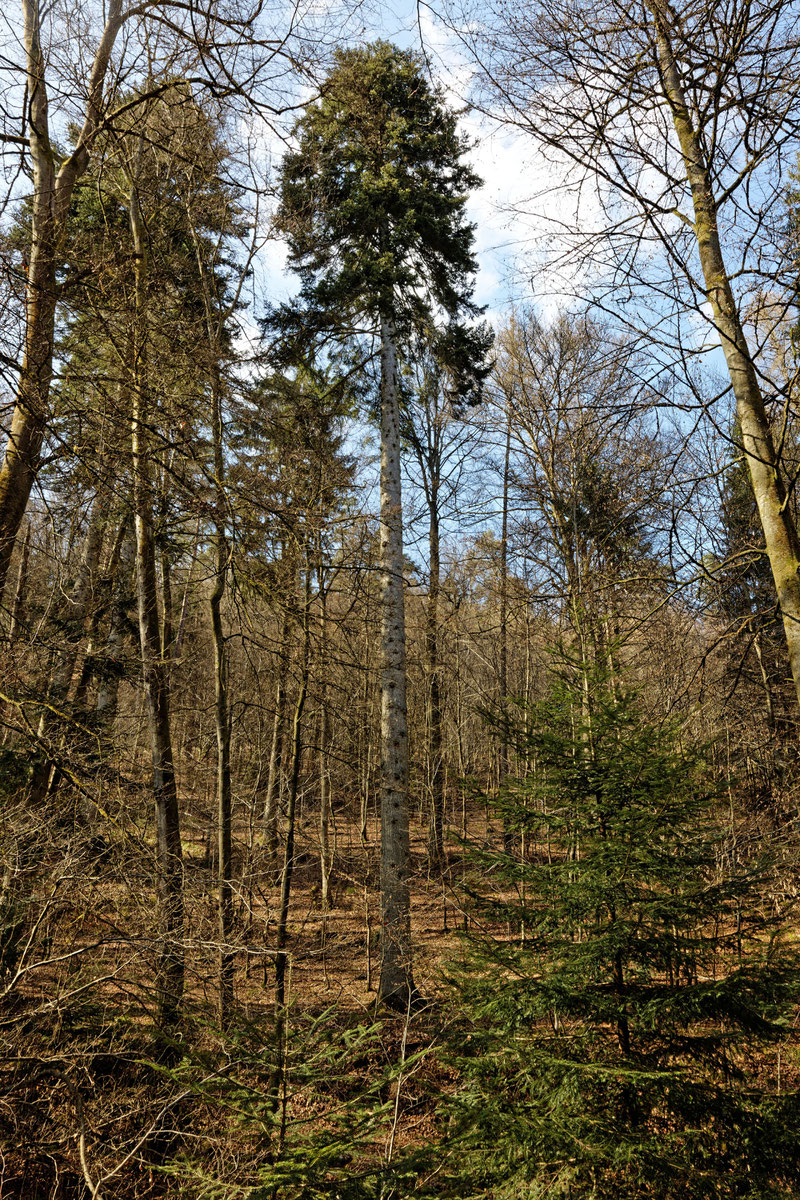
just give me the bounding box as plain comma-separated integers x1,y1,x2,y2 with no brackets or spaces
129,167,184,1034
96,520,135,723
8,524,31,641
378,315,415,1008
650,0,800,707
0,0,124,600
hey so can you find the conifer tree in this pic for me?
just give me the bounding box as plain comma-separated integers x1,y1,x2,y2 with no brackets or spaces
274,41,484,1008
440,669,800,1199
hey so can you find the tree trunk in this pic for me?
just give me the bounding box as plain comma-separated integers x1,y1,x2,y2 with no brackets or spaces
651,0,800,708
72,510,131,715
209,361,234,1029
317,574,332,911
28,494,106,805
133,464,185,1033
0,0,123,600
167,526,199,688
129,164,184,1034
96,520,135,724
378,315,415,1009
56,515,131,782
160,547,174,665
272,565,311,1118
263,604,290,872
426,475,444,869
274,568,311,1017
499,405,513,852
359,649,373,849
8,524,31,641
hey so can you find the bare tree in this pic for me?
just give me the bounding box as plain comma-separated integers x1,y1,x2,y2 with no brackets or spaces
402,346,486,866
493,310,675,670
438,0,800,703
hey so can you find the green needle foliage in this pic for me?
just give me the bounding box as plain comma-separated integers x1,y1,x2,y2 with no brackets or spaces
437,669,800,1199
159,1008,427,1199
272,39,487,377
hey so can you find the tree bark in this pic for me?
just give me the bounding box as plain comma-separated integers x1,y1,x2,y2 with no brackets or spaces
378,316,415,1009
160,546,174,666
209,360,234,1029
185,186,239,1024
72,514,130,713
96,520,135,724
263,604,290,872
0,0,124,600
129,164,184,1034
650,0,800,707
426,463,444,868
8,524,31,641
499,404,513,852
274,567,311,1018
269,572,310,1119
317,572,333,911
28,493,106,805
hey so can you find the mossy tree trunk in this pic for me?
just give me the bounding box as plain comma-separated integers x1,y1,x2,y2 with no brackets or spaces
0,0,124,601
650,0,800,707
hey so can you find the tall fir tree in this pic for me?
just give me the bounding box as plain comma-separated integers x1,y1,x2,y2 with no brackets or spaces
273,41,485,1007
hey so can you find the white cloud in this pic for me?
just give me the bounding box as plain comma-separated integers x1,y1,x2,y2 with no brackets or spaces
413,5,610,322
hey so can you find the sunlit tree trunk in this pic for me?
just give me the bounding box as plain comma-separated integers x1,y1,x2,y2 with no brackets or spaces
129,163,184,1034
0,0,123,600
650,0,800,708
378,315,415,1009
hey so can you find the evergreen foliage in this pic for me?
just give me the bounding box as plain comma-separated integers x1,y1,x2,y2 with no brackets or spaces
271,39,488,389
161,1010,425,1199
437,671,800,1199
278,41,478,317
711,432,783,628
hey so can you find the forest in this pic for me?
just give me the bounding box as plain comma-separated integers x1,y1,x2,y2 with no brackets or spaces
2,0,800,1196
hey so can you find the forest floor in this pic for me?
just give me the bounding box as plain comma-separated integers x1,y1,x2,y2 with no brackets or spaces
7,794,798,1198
180,795,497,1023
173,800,497,1184
5,798,485,1198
